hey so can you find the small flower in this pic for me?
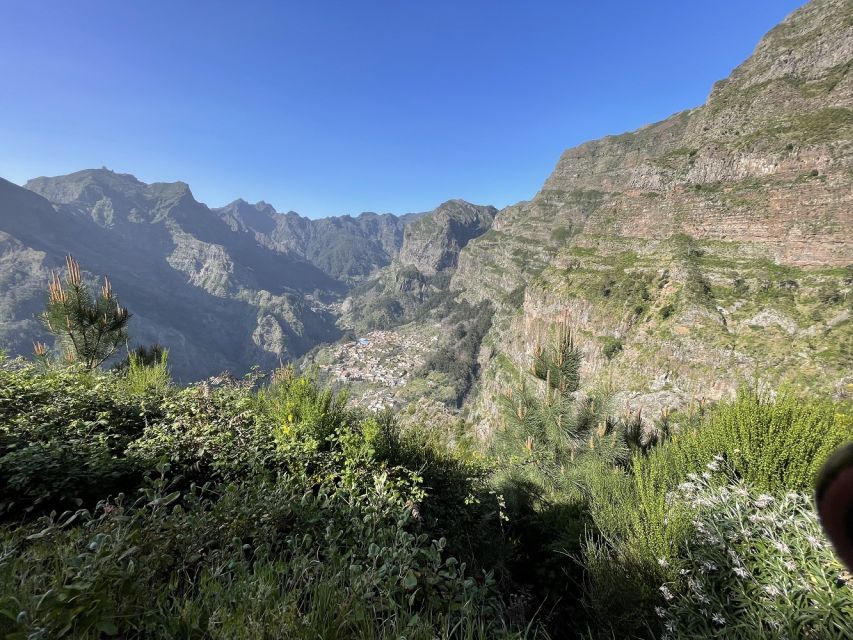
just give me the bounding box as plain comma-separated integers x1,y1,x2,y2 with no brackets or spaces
706,460,720,472
784,560,797,571
806,535,823,549
655,606,666,618
754,494,774,508
701,471,712,480
734,566,749,578
658,557,669,568
712,613,726,626
659,585,674,601
763,584,781,598
774,541,791,554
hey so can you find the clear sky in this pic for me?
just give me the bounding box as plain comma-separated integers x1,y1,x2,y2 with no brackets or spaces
0,1,804,218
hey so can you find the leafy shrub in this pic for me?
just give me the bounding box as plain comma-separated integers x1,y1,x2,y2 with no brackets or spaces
601,337,623,360
0,360,153,515
652,390,852,493
0,362,527,639
658,303,676,319
0,465,508,639
579,390,851,638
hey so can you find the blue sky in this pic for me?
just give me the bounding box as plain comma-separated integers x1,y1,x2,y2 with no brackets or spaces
0,1,803,218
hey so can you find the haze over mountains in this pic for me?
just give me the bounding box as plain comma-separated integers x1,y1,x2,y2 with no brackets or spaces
0,0,850,420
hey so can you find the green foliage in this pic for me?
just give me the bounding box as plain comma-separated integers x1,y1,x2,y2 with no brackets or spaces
601,337,623,360
1,353,850,639
0,360,153,516
0,360,532,639
579,390,852,638
532,324,581,393
658,469,853,638
650,390,852,492
41,256,130,369
658,303,676,320
421,301,494,406
118,347,171,396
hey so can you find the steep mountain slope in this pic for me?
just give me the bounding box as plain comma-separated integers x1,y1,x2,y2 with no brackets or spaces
3,170,344,380
450,0,852,431
214,199,411,281
0,169,493,381
340,200,497,330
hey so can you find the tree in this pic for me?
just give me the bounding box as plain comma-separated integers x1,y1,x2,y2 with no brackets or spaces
42,255,130,369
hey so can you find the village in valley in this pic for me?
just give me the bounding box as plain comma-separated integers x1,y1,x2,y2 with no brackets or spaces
307,324,442,412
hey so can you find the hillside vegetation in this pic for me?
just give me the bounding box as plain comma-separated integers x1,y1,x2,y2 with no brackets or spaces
1,347,850,639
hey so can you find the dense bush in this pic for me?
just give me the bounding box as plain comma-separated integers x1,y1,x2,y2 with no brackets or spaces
421,300,493,406
1,349,851,639
658,467,853,638
641,390,851,493
0,357,529,639
579,391,852,638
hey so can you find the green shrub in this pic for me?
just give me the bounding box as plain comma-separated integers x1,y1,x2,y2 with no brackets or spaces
658,303,676,319
601,337,623,360
0,360,152,515
0,363,528,639
118,348,171,396
658,390,852,492
658,467,853,639
579,390,851,638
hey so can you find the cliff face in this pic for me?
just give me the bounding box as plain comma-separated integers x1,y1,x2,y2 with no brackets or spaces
454,0,853,432
397,200,497,276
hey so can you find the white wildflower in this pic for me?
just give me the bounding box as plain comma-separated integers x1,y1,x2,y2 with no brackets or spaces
754,494,774,508
784,560,797,571
658,557,669,568
806,534,823,549
655,606,666,618
706,459,720,472
763,584,781,598
712,613,726,626
774,541,791,554
734,566,749,578
659,585,674,601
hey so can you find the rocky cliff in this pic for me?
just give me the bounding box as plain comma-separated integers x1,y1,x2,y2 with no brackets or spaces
452,0,852,433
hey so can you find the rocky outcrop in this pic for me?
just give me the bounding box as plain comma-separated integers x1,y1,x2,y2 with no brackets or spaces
397,200,496,276
214,199,409,282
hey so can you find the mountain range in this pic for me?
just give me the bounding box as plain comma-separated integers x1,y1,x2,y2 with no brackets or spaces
0,0,850,423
